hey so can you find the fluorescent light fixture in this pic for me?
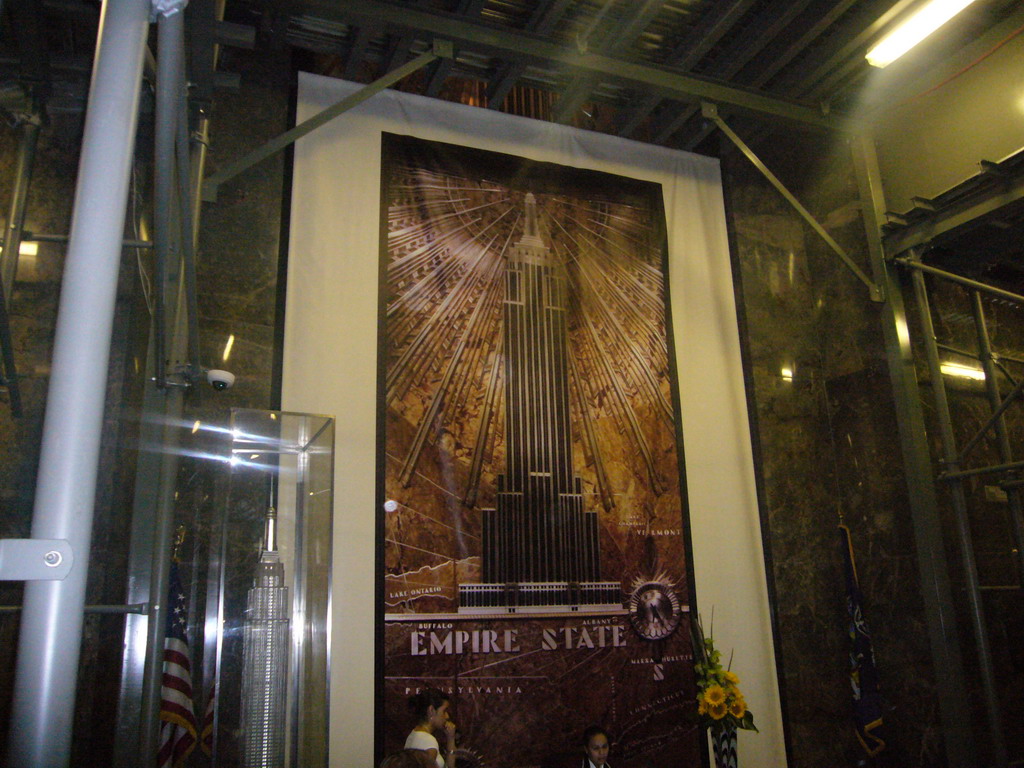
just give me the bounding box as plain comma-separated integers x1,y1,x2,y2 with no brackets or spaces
781,367,794,381
866,0,978,68
222,333,235,361
0,242,39,256
940,361,985,380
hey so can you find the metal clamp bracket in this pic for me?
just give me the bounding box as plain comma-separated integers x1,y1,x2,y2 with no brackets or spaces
0,538,73,581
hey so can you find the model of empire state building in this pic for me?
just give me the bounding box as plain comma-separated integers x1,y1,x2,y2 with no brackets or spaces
240,504,290,767
460,193,621,614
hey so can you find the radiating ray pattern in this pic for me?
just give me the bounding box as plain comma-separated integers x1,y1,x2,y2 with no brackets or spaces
380,142,687,603
378,138,699,768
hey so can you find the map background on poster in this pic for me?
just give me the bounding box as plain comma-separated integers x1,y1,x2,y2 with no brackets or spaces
379,135,700,768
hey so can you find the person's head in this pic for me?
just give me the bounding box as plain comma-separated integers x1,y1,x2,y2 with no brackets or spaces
582,725,610,767
380,749,436,768
408,687,451,730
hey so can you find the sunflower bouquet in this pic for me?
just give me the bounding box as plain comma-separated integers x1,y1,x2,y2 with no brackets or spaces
692,616,757,733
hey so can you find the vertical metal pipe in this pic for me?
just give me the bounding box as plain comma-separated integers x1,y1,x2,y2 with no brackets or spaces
2,107,41,301
175,85,202,376
0,103,41,417
850,135,976,767
5,0,150,765
114,53,210,768
0,256,23,416
970,290,1024,580
139,8,187,763
152,10,179,389
912,267,1008,768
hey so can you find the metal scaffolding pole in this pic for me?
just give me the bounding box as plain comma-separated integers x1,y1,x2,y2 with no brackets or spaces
895,257,1024,306
5,0,150,765
139,6,192,763
0,102,41,417
957,375,1024,463
969,290,1024,581
851,135,975,768
1,104,41,301
911,264,1007,768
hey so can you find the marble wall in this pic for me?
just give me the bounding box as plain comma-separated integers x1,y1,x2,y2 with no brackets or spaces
0,41,1021,768
722,128,1024,767
720,132,945,767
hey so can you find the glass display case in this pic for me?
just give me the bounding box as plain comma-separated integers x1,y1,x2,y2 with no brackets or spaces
202,408,333,768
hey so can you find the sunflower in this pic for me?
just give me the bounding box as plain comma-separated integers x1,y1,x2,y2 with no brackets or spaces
698,698,708,715
723,670,739,686
728,698,747,719
704,684,726,706
708,701,728,720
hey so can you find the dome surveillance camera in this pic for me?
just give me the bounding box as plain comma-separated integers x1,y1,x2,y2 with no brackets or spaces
206,369,236,391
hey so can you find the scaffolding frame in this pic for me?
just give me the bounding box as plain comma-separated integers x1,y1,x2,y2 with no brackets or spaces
855,140,1024,768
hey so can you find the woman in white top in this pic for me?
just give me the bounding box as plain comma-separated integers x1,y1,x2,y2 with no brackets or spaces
404,688,457,768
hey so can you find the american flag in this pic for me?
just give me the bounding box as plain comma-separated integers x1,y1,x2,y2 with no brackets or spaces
158,560,198,768
200,682,215,756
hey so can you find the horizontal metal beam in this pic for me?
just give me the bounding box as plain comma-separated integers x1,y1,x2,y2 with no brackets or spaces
1,233,152,248
884,172,1024,256
0,603,148,613
293,0,850,131
939,459,1024,482
894,258,1024,307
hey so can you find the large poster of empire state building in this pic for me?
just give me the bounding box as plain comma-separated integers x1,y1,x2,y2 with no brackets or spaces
378,135,701,768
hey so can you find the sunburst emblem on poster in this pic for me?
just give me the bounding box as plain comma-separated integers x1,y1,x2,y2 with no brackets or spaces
627,573,682,641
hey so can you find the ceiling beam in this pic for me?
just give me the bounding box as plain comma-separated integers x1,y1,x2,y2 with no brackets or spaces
344,24,375,81
783,0,919,100
424,0,486,97
551,0,663,124
486,0,572,109
291,0,852,130
652,0,814,145
617,0,758,137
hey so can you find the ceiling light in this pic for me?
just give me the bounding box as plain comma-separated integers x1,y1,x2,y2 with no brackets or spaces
781,367,794,382
0,241,39,257
866,0,978,68
940,361,985,380
222,333,235,362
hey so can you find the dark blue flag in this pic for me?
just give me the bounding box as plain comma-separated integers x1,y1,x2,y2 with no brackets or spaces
840,524,886,757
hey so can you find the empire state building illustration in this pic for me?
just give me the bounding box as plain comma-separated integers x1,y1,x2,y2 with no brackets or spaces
460,193,621,613
240,502,290,766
